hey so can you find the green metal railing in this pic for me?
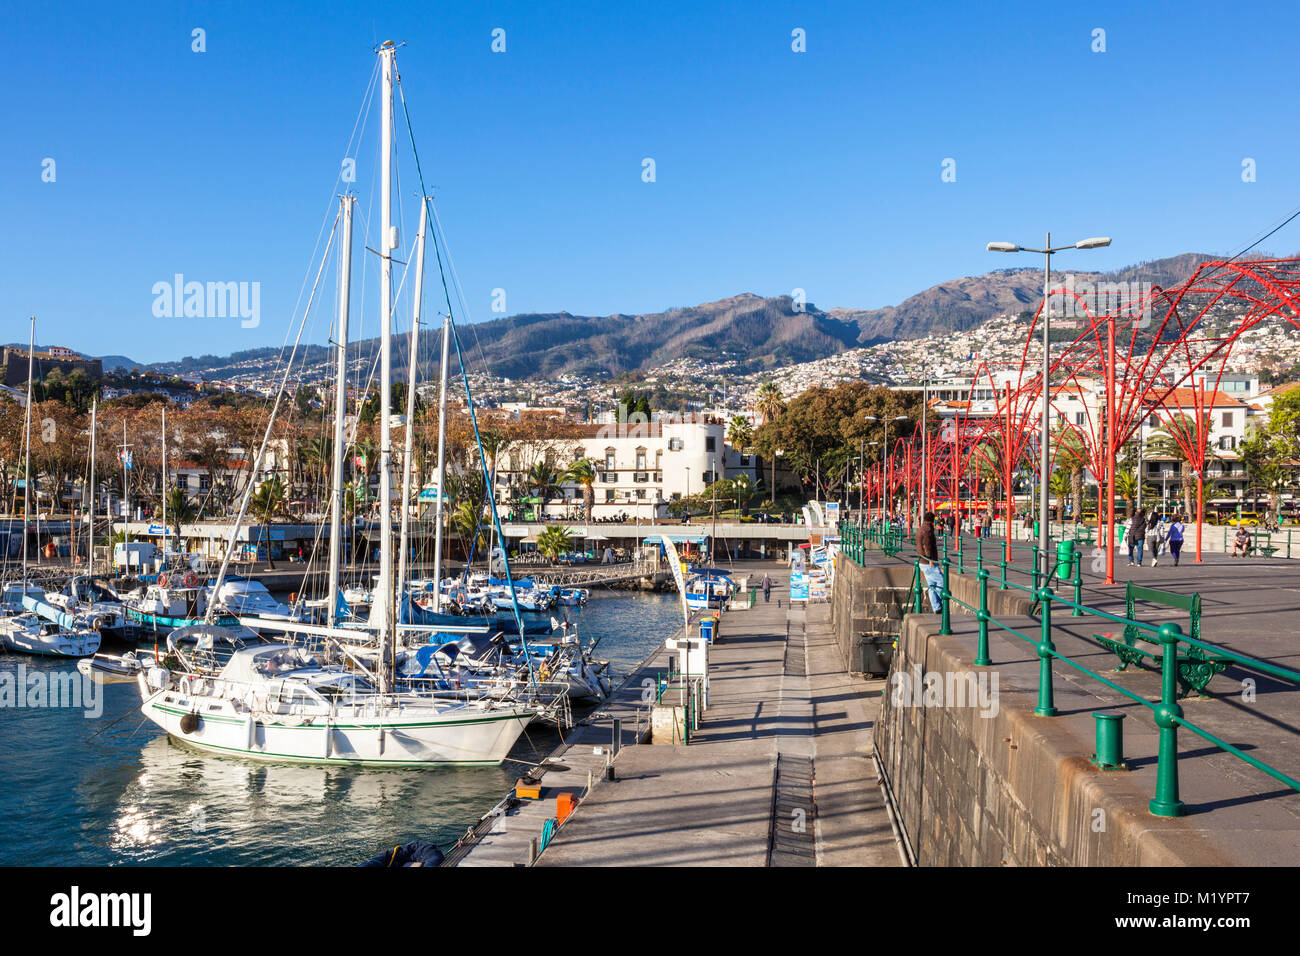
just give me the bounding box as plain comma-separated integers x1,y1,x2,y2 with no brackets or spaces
840,520,905,564
899,530,1300,817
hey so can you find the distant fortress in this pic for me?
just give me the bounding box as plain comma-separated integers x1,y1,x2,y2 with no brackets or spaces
1,345,103,388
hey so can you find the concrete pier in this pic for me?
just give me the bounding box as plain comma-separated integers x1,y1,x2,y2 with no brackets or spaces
449,567,903,867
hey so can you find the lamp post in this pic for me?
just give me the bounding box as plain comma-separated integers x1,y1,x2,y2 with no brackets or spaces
988,234,1111,575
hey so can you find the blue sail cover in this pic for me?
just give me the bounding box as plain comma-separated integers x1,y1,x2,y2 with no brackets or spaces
21,594,82,631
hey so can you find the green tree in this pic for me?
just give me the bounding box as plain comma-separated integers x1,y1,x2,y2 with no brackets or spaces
564,458,597,524
164,487,196,543
536,525,574,563
726,415,753,452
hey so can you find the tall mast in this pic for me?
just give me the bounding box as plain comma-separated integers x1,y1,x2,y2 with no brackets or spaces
327,195,355,627
431,312,451,610
88,399,96,574
373,40,397,690
396,199,428,611
121,421,131,546
21,318,34,590
161,405,167,553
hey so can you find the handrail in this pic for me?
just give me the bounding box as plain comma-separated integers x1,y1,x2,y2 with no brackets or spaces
892,542,1300,817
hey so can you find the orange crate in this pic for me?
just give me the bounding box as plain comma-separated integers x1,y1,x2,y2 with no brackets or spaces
556,792,577,823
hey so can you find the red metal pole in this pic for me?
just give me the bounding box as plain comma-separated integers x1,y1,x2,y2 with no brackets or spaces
1005,382,1014,563
1104,312,1116,584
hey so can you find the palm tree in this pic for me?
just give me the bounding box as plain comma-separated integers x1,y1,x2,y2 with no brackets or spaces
1053,426,1089,521
755,382,785,425
164,487,196,545
1113,469,1138,518
1049,469,1072,522
526,460,562,503
727,416,753,452
536,525,574,563
564,458,597,523
249,475,287,569
450,499,486,560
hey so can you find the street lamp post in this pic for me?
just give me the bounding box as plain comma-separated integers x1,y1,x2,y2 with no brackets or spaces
988,233,1111,576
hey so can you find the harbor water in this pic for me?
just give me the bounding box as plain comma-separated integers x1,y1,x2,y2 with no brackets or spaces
0,589,684,866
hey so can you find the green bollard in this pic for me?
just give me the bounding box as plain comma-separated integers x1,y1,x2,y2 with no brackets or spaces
1149,622,1187,817
1034,587,1058,717
975,568,991,666
940,559,952,636
1090,712,1128,770
1071,551,1083,617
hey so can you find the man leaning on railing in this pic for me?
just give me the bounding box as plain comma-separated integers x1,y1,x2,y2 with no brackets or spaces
917,511,943,613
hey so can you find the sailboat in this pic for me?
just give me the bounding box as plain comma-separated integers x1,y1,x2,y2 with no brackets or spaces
0,318,100,657
136,42,537,765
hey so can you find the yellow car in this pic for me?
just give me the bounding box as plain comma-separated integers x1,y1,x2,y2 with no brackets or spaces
1227,512,1261,527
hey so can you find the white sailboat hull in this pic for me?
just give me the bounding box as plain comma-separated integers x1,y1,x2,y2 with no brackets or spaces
138,682,534,766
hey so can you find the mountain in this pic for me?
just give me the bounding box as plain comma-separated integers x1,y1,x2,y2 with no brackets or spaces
145,252,1222,381
828,253,1219,344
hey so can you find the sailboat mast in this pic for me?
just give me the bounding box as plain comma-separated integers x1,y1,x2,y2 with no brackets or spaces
88,399,96,574
21,317,34,590
327,195,355,628
375,40,397,691
161,405,167,553
396,199,428,605
431,312,450,610
121,421,130,547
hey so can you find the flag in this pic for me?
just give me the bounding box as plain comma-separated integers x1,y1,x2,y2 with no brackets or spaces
119,450,133,469
353,454,366,468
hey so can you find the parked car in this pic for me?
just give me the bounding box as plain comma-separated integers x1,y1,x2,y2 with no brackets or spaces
1227,512,1262,526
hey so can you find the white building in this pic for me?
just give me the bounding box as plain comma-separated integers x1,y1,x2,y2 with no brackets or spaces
491,417,758,520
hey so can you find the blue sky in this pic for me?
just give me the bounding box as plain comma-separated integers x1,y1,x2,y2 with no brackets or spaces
3,0,1298,363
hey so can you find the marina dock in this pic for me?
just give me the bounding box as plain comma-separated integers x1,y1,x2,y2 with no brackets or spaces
450,567,903,867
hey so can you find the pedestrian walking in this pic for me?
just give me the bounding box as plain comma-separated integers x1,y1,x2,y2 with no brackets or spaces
1147,514,1165,567
981,510,993,539
1167,514,1185,566
917,512,944,612
1129,510,1148,566
761,573,772,603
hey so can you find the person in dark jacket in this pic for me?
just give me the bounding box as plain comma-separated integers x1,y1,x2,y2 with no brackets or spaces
917,512,943,612
1129,510,1148,566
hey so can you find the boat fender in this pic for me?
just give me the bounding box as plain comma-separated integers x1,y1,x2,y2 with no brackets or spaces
180,711,200,734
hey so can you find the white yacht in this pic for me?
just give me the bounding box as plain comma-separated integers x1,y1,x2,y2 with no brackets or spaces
137,634,535,766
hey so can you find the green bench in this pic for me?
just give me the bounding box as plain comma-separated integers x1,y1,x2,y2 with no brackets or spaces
1254,532,1279,558
1092,583,1230,698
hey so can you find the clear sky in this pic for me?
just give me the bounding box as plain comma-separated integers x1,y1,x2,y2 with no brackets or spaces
3,0,1298,363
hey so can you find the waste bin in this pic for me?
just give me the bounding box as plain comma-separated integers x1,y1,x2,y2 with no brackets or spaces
1055,539,1075,581
699,615,717,644
859,632,895,677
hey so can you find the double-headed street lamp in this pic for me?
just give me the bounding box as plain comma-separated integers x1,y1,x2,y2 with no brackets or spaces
987,234,1111,576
